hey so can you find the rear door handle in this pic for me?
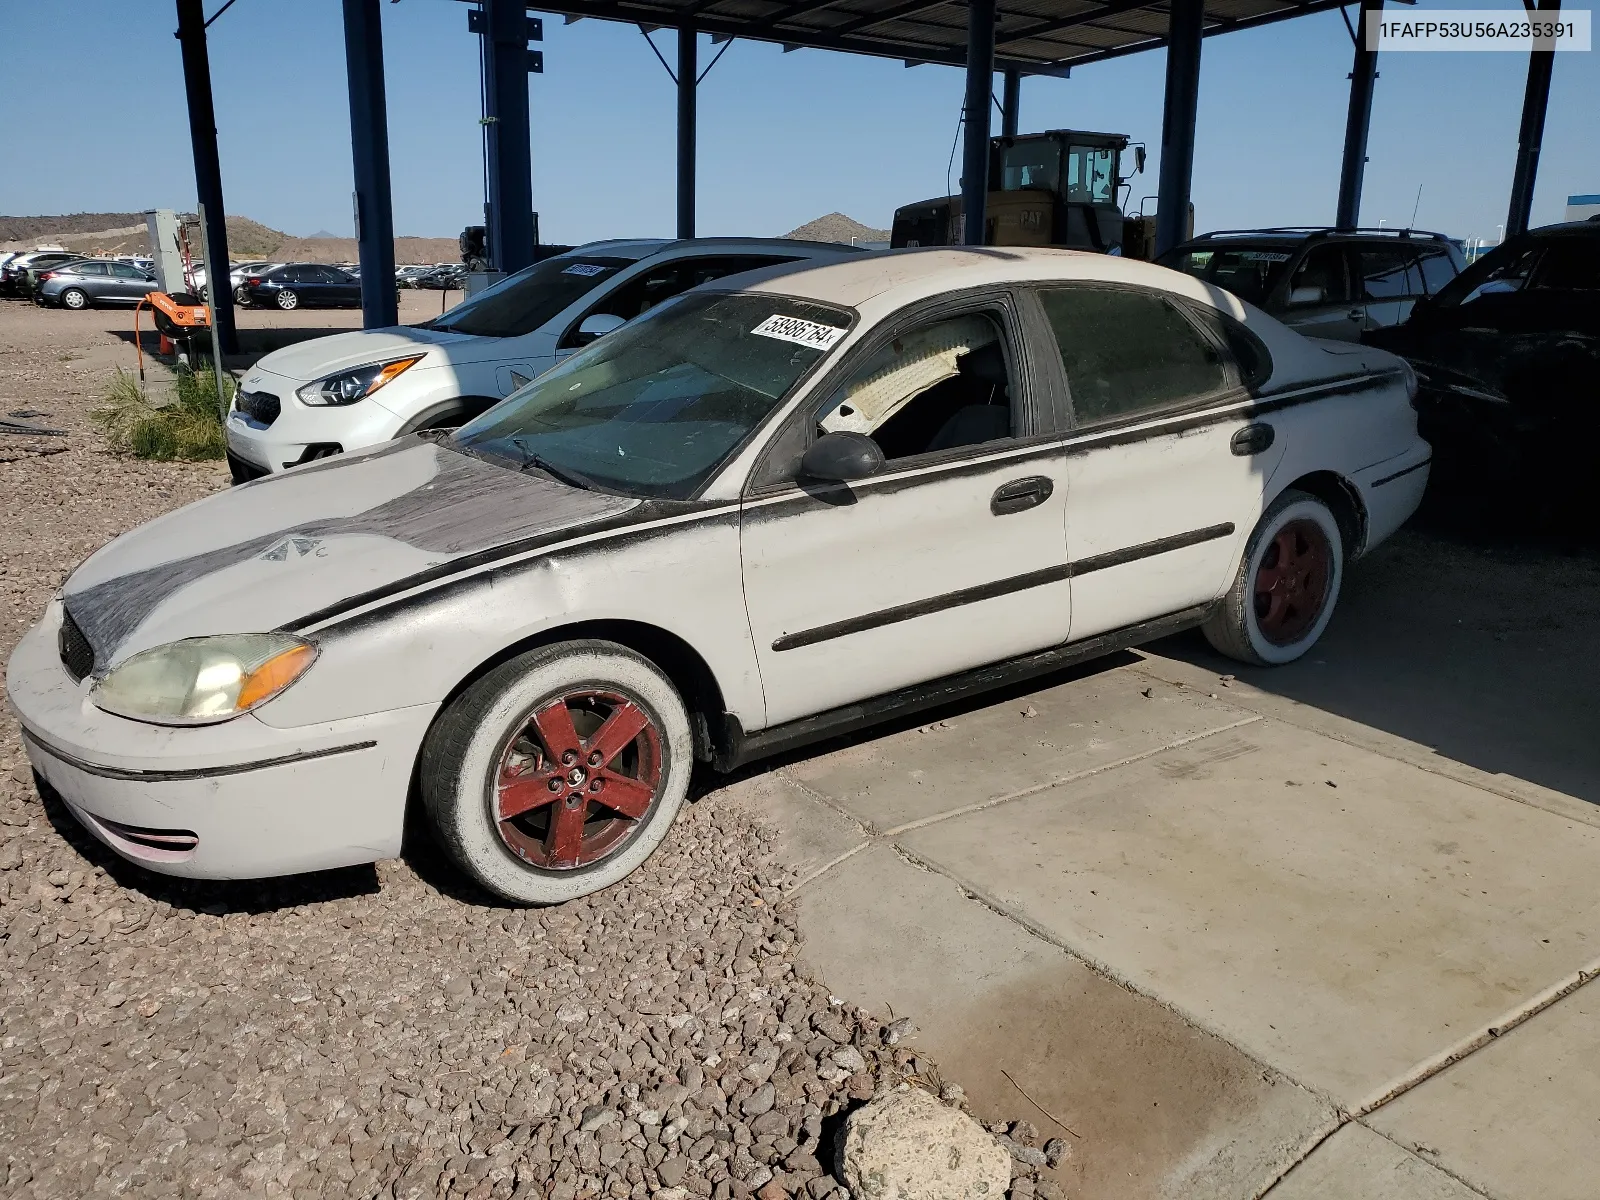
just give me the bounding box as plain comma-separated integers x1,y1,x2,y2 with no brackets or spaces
991,475,1054,515
1230,423,1275,456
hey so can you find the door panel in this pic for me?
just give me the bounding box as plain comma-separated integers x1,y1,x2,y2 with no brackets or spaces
741,450,1070,726
1280,245,1363,341
1033,284,1284,640
739,299,1069,727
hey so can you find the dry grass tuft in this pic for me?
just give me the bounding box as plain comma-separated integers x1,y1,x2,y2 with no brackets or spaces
92,366,231,461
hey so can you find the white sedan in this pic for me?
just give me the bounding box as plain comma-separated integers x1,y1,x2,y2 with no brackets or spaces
223,238,858,481
8,248,1429,904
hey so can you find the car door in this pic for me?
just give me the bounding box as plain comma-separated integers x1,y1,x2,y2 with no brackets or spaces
1354,244,1425,330
108,262,152,302
1032,284,1285,641
1278,244,1363,340
738,291,1072,726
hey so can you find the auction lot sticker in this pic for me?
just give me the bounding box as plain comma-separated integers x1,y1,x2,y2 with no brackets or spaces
751,315,847,350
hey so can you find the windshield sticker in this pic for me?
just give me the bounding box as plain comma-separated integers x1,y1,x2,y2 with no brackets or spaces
561,263,611,277
750,315,847,350
1237,251,1292,262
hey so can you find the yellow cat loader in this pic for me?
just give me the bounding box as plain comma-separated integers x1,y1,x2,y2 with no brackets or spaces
892,129,1183,259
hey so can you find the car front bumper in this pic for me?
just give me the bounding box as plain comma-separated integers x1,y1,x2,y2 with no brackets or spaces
223,364,416,475
7,602,437,880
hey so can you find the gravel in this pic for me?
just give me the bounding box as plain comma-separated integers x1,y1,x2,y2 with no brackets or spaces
0,304,1061,1200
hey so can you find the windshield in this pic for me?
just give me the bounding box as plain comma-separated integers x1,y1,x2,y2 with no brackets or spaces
1158,244,1295,306
451,291,854,499
427,256,633,338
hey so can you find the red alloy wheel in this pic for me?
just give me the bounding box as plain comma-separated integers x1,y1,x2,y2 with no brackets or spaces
1252,518,1333,645
493,690,663,870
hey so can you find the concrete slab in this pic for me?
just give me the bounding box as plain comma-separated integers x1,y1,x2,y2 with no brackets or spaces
895,718,1600,1108
714,770,867,885
1266,1123,1483,1200
785,663,1258,834
794,845,1337,1200
1366,984,1600,1200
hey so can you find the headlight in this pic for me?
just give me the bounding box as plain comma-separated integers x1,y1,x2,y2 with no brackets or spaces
296,356,423,406
91,634,317,726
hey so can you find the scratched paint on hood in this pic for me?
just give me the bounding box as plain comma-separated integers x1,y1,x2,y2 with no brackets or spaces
64,439,638,667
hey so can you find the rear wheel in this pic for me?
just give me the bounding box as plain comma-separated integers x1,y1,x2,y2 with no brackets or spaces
60,288,89,310
421,640,693,905
1203,489,1343,666
233,286,251,307
275,289,299,311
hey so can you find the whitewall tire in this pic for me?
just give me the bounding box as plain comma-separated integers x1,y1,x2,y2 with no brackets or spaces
421,640,693,905
1203,489,1344,666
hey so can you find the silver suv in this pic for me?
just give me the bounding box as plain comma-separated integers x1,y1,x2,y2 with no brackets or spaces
1159,228,1466,341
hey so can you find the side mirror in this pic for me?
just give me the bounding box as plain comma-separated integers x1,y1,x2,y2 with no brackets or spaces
800,431,885,482
1288,285,1325,306
1134,146,1147,174
574,313,626,345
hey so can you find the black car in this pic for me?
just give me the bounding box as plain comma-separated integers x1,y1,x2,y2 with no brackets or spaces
1159,228,1465,341
238,263,362,311
1365,218,1600,529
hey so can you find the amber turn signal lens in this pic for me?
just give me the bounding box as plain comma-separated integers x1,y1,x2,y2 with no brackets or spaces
236,643,319,711
365,356,424,396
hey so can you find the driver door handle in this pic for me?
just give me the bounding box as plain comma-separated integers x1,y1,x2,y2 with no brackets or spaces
991,475,1054,516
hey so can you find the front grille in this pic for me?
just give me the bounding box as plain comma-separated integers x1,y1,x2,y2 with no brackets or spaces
59,607,95,682
235,389,281,427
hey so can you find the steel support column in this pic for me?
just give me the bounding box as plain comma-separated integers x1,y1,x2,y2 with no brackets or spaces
1335,0,1383,230
1001,68,1021,138
961,0,997,246
678,25,697,239
174,0,236,354
1506,0,1560,238
484,0,534,274
1154,0,1203,257
342,0,397,328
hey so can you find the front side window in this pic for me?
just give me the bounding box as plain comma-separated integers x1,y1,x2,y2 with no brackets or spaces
1040,287,1228,425
1434,242,1541,307
999,140,1062,193
1530,239,1600,291
1286,246,1352,307
561,255,798,347
1159,245,1293,306
111,263,143,279
429,256,632,338
452,292,852,499
812,311,1015,463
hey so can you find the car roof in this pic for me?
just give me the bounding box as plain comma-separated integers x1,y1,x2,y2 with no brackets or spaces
556,236,866,264
1177,227,1456,250
1530,218,1600,238
733,246,1235,313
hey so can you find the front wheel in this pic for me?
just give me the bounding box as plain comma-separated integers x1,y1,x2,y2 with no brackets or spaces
421,640,693,905
275,289,299,311
1203,489,1344,665
60,288,89,310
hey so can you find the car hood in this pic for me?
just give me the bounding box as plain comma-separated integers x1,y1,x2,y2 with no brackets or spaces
249,326,472,383
61,439,640,670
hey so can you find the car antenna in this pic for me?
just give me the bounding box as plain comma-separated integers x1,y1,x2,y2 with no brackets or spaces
1409,184,1423,231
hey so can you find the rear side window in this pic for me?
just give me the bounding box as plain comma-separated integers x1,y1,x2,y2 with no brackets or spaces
1039,287,1228,426
1415,248,1459,295
73,262,110,276
1356,247,1423,300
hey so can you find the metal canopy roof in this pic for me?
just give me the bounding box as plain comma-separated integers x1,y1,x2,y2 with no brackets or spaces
541,0,1349,76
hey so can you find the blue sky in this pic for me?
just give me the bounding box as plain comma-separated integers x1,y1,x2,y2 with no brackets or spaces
0,0,1594,247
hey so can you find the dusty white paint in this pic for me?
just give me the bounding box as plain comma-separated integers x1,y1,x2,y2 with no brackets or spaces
8,247,1429,882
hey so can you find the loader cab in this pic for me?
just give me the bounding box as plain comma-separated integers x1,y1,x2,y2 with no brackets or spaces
987,131,1133,252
